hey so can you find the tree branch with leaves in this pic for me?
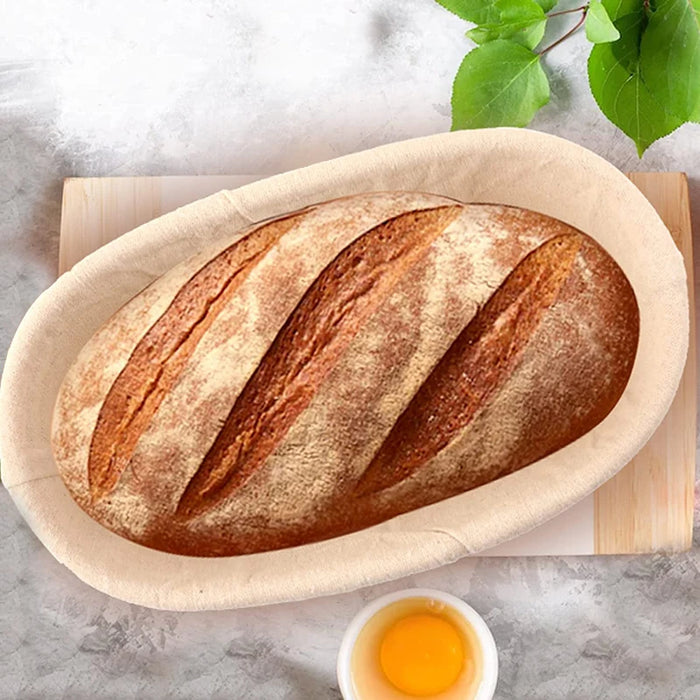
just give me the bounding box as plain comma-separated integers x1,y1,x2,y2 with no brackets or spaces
438,0,699,156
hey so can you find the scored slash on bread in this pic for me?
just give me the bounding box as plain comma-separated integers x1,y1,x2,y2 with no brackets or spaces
354,233,583,496
87,211,308,504
175,206,462,519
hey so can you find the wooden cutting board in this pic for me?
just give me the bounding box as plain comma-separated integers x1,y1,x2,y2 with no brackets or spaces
58,172,696,555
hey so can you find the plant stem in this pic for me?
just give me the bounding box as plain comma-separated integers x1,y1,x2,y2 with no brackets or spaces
547,4,588,17
539,9,587,55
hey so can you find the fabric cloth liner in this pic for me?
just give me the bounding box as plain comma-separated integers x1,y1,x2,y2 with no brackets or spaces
0,128,688,610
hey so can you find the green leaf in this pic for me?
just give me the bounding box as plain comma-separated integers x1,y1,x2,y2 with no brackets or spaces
436,0,502,23
601,0,643,21
452,40,550,128
519,19,547,46
586,0,622,42
639,0,700,122
588,13,684,155
608,5,646,71
469,19,547,47
466,0,547,48
534,0,557,11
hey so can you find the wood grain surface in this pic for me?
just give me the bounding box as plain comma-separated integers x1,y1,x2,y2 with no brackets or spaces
58,172,696,555
594,173,696,554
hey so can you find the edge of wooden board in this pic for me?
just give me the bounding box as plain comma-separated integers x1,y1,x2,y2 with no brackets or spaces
59,177,163,275
58,175,259,275
594,172,696,554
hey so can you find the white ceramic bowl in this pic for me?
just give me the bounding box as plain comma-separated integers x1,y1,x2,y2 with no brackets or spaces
337,588,498,699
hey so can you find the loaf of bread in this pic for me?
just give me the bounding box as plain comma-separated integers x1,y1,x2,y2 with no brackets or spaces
51,191,639,556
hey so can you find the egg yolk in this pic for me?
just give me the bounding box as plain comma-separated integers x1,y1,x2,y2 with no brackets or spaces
379,613,464,697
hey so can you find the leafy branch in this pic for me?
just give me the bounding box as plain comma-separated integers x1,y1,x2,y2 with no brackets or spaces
437,0,699,155
539,8,588,54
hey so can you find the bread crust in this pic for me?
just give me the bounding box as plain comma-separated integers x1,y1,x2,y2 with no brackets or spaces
355,233,583,496
176,206,461,518
51,192,639,556
88,212,306,503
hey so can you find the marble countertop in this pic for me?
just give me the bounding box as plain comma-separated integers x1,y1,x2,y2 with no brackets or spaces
1,1,699,698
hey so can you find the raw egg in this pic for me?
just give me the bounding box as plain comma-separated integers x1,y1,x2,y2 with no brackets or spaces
349,596,484,699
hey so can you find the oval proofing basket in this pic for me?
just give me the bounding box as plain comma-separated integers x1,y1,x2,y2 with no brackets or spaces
0,129,688,610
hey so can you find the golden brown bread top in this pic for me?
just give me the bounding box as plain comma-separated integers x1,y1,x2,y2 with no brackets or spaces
176,206,461,518
51,191,639,556
88,212,306,504
355,233,582,496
